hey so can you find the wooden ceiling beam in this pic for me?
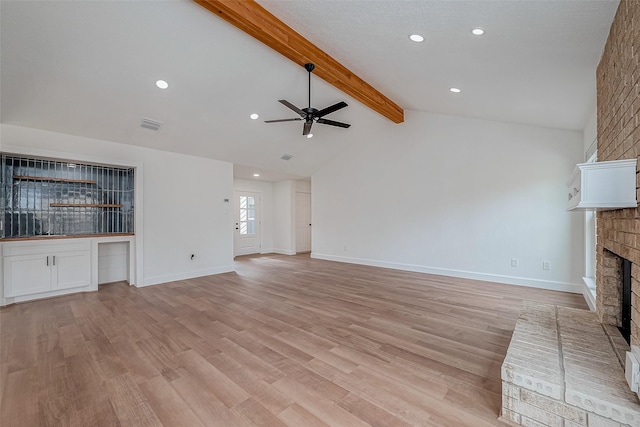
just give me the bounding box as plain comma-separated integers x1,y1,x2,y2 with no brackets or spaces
194,0,404,124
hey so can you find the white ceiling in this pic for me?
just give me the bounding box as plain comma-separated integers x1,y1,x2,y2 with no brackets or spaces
0,0,619,181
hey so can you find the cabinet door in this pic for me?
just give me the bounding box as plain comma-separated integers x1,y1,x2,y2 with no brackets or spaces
51,251,91,290
3,254,51,297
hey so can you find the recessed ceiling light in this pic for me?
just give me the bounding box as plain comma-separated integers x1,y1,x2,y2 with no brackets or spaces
472,28,484,36
306,133,313,139
155,80,169,89
449,87,461,93
253,173,260,177
250,113,259,120
409,34,424,43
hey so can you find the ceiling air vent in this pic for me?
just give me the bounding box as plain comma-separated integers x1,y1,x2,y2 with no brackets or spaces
140,117,163,131
281,153,293,161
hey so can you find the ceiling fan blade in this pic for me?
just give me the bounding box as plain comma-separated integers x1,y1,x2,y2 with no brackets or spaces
264,118,302,123
279,100,305,116
315,101,348,118
316,118,351,128
303,121,313,136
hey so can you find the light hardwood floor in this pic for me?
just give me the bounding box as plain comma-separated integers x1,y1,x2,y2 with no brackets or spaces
0,254,587,426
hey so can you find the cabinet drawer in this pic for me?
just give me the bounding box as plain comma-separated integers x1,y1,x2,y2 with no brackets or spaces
3,240,91,257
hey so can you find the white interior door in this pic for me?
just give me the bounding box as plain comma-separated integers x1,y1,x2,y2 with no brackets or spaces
234,191,261,256
295,192,311,253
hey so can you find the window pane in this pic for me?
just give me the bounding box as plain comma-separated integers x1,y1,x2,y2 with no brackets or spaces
248,220,255,234
248,197,255,208
240,222,247,234
240,210,247,221
240,196,247,209
248,209,255,220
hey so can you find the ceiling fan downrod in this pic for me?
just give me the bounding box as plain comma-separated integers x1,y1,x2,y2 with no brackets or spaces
305,63,315,110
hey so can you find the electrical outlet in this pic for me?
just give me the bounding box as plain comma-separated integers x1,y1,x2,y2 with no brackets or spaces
511,258,519,268
543,261,550,270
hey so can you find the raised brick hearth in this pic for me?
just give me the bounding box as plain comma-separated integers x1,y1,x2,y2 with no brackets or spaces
501,302,640,427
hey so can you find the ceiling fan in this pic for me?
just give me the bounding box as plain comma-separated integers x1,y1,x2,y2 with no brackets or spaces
265,63,351,136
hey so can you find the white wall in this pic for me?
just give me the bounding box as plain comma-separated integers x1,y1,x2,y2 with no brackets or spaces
233,178,274,253
312,110,585,292
583,110,597,160
1,124,234,286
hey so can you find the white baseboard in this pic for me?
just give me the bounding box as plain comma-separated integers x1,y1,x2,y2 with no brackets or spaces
582,277,596,311
141,265,235,287
273,249,296,255
1,284,98,306
311,253,584,294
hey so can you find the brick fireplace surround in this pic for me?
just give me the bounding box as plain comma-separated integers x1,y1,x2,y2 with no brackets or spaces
595,0,640,347
500,2,640,426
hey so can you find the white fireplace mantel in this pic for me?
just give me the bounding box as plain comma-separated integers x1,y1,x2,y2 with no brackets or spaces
568,159,637,211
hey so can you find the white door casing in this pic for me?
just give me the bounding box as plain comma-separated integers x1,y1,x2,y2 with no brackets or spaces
234,191,261,256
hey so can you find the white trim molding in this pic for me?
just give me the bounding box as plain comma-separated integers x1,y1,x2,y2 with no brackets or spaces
582,277,596,311
142,265,235,287
273,249,296,256
311,253,584,294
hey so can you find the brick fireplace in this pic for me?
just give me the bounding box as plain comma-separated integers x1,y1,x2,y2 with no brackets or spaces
595,0,640,347
599,249,633,343
500,3,640,426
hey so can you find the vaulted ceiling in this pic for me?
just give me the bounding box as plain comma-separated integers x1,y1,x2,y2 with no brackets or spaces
0,0,619,180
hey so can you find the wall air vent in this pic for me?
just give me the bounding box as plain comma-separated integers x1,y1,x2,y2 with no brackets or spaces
280,153,293,161
140,117,163,131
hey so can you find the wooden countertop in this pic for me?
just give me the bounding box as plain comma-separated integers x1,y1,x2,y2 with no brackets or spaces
1,233,134,242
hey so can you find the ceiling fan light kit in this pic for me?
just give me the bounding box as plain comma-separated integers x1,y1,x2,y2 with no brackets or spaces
265,63,351,136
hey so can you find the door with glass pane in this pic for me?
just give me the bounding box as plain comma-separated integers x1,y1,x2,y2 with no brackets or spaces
234,191,261,256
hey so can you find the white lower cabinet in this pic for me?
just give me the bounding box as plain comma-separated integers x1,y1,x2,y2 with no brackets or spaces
3,253,51,297
3,241,91,298
50,250,91,291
